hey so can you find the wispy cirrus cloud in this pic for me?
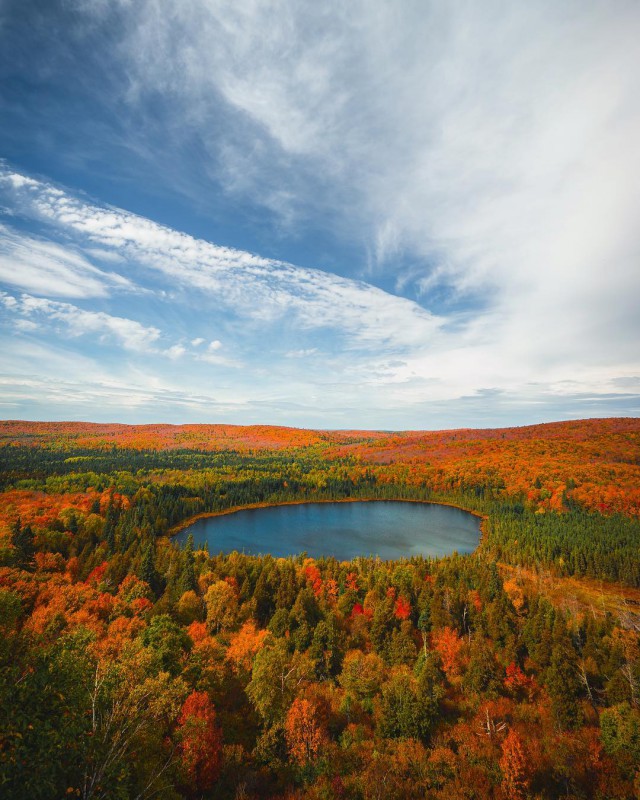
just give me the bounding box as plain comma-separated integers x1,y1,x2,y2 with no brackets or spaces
0,167,442,351
1,291,161,352
0,223,135,298
1,289,245,371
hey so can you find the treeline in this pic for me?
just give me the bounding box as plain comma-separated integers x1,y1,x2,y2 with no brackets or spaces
484,506,640,586
0,444,321,489
1,441,639,587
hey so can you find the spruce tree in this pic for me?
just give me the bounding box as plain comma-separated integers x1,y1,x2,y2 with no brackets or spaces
139,542,160,597
103,503,117,554
178,534,197,595
546,617,583,729
11,518,35,570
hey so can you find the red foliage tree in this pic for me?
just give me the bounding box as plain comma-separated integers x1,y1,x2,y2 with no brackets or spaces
504,662,536,699
304,562,324,598
394,596,411,620
85,562,107,586
177,691,222,794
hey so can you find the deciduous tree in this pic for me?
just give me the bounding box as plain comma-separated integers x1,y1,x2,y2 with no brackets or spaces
177,690,222,795
284,698,327,767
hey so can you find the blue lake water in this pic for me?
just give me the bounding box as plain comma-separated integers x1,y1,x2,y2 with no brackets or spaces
174,501,481,560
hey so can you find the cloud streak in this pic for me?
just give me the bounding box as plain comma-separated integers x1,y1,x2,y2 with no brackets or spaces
0,222,135,298
0,167,442,352
1,291,161,352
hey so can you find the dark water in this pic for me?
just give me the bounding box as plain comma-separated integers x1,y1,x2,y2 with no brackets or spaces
174,501,480,560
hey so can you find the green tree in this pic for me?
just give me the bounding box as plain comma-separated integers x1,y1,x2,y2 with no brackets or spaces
246,638,313,725
387,620,417,667
10,518,35,570
140,615,192,676
178,534,197,595
139,541,161,597
339,649,385,702
0,629,93,800
600,703,640,779
378,667,438,741
546,625,583,730
205,580,238,634
462,636,502,697
308,615,344,680
417,603,432,657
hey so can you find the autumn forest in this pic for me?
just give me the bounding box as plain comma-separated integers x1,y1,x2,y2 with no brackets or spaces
1,417,639,800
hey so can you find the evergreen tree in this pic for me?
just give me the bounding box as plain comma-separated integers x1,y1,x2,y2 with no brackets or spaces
546,619,583,729
418,603,432,657
387,621,418,667
309,616,344,680
178,534,197,595
104,506,117,554
370,597,394,657
11,518,35,570
253,565,276,626
462,636,502,697
139,542,161,597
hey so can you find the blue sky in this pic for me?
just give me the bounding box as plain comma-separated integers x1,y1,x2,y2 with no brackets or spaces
0,1,639,429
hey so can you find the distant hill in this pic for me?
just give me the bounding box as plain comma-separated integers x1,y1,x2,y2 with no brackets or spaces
2,417,638,515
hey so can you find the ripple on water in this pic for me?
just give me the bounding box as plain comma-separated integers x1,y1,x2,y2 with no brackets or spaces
174,501,481,560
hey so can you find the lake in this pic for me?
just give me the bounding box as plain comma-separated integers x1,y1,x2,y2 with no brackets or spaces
174,501,481,560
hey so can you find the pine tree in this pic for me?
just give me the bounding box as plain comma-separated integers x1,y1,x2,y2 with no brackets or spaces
418,604,432,657
546,618,583,729
11,518,35,570
104,503,117,554
178,534,197,595
139,542,161,597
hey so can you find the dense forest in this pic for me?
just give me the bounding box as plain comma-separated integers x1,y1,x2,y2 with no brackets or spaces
0,418,639,799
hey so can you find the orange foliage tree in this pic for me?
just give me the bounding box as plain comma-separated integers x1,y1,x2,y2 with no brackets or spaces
500,729,530,800
284,698,327,767
226,620,268,674
431,626,464,679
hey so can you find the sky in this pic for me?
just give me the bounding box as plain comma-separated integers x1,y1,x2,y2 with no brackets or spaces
0,1,639,430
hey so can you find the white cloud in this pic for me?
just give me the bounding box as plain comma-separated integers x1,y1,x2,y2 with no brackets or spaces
1,287,244,371
0,166,442,353
0,222,135,298
3,291,161,352
93,1,640,392
13,318,39,332
286,348,318,358
164,344,187,359
0,337,253,419
1,155,638,426
196,351,240,369
5,173,39,190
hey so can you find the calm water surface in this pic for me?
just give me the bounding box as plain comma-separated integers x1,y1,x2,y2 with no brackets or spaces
175,501,480,560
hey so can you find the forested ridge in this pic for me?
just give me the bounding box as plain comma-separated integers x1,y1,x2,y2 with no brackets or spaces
0,418,638,799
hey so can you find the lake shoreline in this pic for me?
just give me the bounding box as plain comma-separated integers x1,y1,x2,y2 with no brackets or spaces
169,497,487,554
